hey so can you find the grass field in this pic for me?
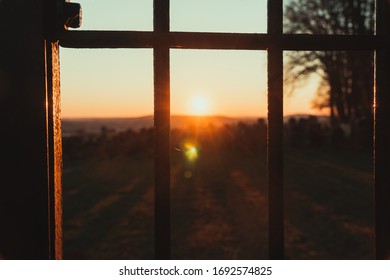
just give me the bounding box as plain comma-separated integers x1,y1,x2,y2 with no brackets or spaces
62,128,374,259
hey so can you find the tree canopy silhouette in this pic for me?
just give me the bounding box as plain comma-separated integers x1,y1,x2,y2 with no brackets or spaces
284,0,375,125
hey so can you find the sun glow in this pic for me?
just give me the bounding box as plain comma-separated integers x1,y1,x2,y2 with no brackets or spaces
188,95,212,116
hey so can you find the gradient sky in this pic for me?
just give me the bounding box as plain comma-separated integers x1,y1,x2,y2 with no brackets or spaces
60,0,322,118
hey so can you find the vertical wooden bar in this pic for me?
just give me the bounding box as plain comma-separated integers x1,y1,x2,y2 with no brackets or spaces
45,41,63,260
154,0,171,259
375,0,390,260
267,0,284,260
44,0,64,260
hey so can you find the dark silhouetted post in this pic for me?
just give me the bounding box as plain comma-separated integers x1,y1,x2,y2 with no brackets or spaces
267,0,284,260
375,0,390,260
154,0,171,260
0,0,62,259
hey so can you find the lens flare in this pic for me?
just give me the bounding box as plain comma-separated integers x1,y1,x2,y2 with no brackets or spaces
184,142,198,161
184,170,193,179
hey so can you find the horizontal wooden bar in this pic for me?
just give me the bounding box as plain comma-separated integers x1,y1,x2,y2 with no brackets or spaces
60,31,155,48
282,34,388,51
60,31,388,51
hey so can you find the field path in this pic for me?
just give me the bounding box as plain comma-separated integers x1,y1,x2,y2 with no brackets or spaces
171,151,268,259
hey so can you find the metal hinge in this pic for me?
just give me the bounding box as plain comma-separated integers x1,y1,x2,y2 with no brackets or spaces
45,0,82,41
63,1,82,29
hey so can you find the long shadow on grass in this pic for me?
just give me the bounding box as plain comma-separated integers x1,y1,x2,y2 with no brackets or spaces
63,156,154,259
171,150,268,259
284,148,374,259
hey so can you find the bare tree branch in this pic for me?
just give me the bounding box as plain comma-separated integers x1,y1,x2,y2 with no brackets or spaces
284,0,374,124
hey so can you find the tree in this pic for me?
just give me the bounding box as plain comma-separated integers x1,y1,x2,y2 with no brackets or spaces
284,0,375,125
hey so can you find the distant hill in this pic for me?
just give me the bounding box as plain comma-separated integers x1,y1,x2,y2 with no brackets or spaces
62,116,153,136
62,114,330,136
61,115,262,136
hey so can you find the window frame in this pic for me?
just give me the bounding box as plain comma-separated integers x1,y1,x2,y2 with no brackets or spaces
57,0,390,260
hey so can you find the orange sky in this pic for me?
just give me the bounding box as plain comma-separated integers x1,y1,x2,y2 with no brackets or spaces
60,48,324,118
60,0,324,119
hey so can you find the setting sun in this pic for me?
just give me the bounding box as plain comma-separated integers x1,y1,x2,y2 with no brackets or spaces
188,95,212,116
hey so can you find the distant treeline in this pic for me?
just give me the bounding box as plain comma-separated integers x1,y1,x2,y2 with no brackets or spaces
284,116,372,150
63,116,372,161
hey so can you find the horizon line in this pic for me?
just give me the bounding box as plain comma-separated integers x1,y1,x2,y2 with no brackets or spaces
61,112,328,120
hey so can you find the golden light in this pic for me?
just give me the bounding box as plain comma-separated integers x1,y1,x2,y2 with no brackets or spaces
188,95,211,116
184,142,198,162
